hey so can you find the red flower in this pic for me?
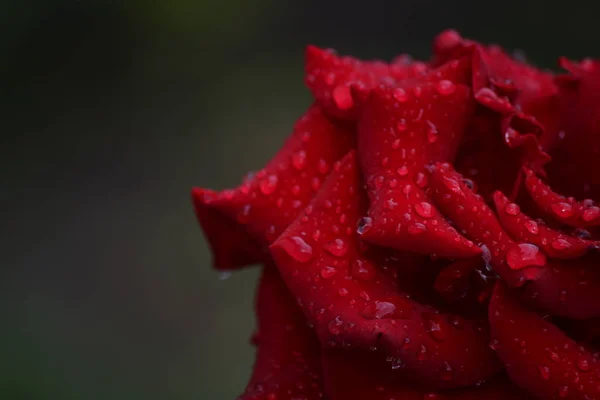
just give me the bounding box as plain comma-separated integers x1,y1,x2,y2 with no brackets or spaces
192,30,600,399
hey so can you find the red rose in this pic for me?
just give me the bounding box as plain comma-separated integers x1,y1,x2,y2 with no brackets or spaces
192,30,600,399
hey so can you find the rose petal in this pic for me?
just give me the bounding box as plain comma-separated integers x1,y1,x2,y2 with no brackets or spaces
546,57,600,200
519,253,600,319
192,105,355,269
524,168,600,228
239,265,324,400
271,152,499,388
429,163,546,287
305,45,428,120
323,350,530,400
192,188,265,269
433,257,496,314
493,191,595,259
357,83,481,258
489,281,600,399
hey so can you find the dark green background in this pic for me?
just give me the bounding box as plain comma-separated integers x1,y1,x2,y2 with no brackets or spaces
2,1,598,399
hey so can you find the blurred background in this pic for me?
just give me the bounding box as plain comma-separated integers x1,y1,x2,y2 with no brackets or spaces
2,0,599,398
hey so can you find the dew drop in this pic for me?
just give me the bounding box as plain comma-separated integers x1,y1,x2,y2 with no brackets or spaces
558,386,569,398
393,88,408,102
551,239,572,251
356,217,373,235
278,236,313,263
417,344,428,360
415,172,428,188
506,243,546,270
318,159,329,175
426,121,438,144
577,359,590,372
338,288,349,297
259,175,278,195
328,316,343,335
538,365,550,380
320,266,337,279
351,259,376,281
583,206,600,222
525,220,539,235
361,301,396,320
408,223,427,235
291,151,307,170
324,239,349,257
414,202,434,218
435,80,456,96
397,166,409,177
551,202,574,218
504,203,520,216
397,119,407,132
442,177,462,193
423,313,447,342
439,362,453,381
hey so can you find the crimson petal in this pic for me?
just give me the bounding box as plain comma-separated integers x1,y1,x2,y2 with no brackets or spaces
239,265,324,400
357,83,481,258
429,163,546,287
489,281,600,399
546,57,600,200
271,152,499,389
192,105,355,269
493,191,595,259
524,168,600,228
305,45,428,120
519,253,600,319
323,350,530,400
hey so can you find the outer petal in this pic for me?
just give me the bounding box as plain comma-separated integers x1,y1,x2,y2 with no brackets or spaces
192,105,355,269
192,188,265,268
357,82,481,258
323,350,530,400
489,282,600,399
271,152,499,389
429,163,546,287
519,253,600,319
239,265,324,400
305,45,428,120
524,168,600,228
493,191,595,259
547,57,600,200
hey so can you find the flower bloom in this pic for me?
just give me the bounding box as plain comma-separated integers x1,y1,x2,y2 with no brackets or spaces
192,30,600,399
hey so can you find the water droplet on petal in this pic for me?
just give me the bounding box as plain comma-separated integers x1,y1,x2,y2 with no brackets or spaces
435,80,456,96
361,301,396,320
439,362,453,381
320,266,337,279
504,203,520,216
351,259,376,281
259,175,278,195
558,386,569,398
408,223,427,235
551,202,574,218
356,217,373,236
393,88,408,102
423,313,447,342
506,243,546,270
525,220,539,235
414,202,434,218
279,236,313,263
324,239,348,257
551,239,572,251
417,344,428,360
577,359,590,372
291,150,307,170
397,119,407,132
442,177,462,193
328,316,343,335
583,206,600,222
538,365,550,380
397,166,408,177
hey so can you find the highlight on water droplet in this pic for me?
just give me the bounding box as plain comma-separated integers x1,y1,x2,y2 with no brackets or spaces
361,301,396,320
414,202,434,218
504,202,520,216
524,220,539,235
356,217,373,236
278,236,314,263
320,266,337,279
537,365,550,380
351,259,376,281
551,202,574,218
259,174,279,195
435,79,456,96
291,150,307,170
324,238,349,257
506,243,546,270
